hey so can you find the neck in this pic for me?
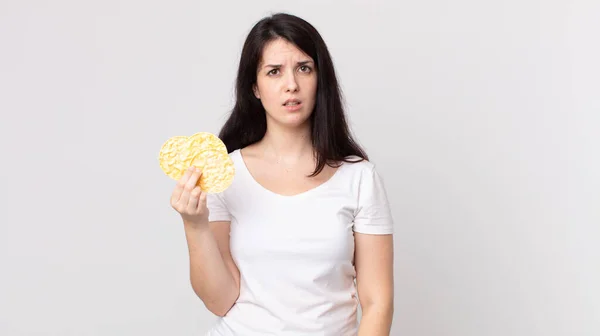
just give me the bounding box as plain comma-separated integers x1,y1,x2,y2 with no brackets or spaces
258,122,313,164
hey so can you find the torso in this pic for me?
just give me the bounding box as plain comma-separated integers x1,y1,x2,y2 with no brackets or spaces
205,149,391,336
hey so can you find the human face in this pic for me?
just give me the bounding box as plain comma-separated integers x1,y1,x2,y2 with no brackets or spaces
253,38,317,129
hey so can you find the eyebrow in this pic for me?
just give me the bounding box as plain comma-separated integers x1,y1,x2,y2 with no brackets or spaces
263,60,313,68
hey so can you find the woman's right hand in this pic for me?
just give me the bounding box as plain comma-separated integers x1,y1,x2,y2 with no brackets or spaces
170,166,209,228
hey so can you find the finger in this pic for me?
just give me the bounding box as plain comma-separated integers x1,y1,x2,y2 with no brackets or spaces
178,166,195,187
185,167,202,189
172,167,195,204
187,186,202,212
197,191,207,212
180,168,201,204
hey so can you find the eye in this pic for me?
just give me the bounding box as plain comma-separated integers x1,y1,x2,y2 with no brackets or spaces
267,69,280,76
299,65,312,73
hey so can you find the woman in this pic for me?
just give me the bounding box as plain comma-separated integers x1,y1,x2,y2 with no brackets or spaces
170,13,394,336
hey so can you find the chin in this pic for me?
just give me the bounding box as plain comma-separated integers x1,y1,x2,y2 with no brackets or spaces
270,111,312,129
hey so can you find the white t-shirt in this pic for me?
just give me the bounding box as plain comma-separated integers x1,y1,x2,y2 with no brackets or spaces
204,149,393,336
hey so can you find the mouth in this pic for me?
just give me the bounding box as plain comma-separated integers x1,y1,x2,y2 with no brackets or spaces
283,99,302,107
283,98,302,111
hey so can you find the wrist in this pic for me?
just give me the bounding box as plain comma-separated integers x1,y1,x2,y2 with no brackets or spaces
183,218,209,231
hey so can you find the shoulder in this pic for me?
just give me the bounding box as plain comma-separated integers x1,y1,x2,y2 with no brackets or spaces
338,155,377,176
335,155,390,194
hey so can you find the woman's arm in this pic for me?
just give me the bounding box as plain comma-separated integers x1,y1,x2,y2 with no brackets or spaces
171,167,240,317
184,220,240,317
354,232,394,335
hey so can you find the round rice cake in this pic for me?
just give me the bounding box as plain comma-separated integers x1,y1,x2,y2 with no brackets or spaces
190,149,235,193
158,135,189,180
179,132,227,164
158,132,234,193
189,132,227,152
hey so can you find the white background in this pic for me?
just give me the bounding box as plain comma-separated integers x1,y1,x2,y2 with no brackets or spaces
1,1,598,335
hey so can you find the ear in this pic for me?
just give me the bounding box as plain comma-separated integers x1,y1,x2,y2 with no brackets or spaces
252,84,260,99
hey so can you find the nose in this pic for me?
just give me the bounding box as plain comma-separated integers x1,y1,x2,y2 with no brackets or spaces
284,71,299,93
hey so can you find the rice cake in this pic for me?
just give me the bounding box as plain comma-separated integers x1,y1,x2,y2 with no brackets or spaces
179,132,227,168
190,149,235,193
158,135,189,181
158,132,234,193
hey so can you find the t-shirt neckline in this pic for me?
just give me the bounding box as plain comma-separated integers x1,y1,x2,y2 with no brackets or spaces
234,149,345,199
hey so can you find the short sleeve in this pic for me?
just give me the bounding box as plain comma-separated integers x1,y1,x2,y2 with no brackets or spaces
353,165,394,234
206,192,231,222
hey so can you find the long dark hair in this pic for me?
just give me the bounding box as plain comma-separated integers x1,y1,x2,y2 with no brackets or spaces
218,12,368,177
